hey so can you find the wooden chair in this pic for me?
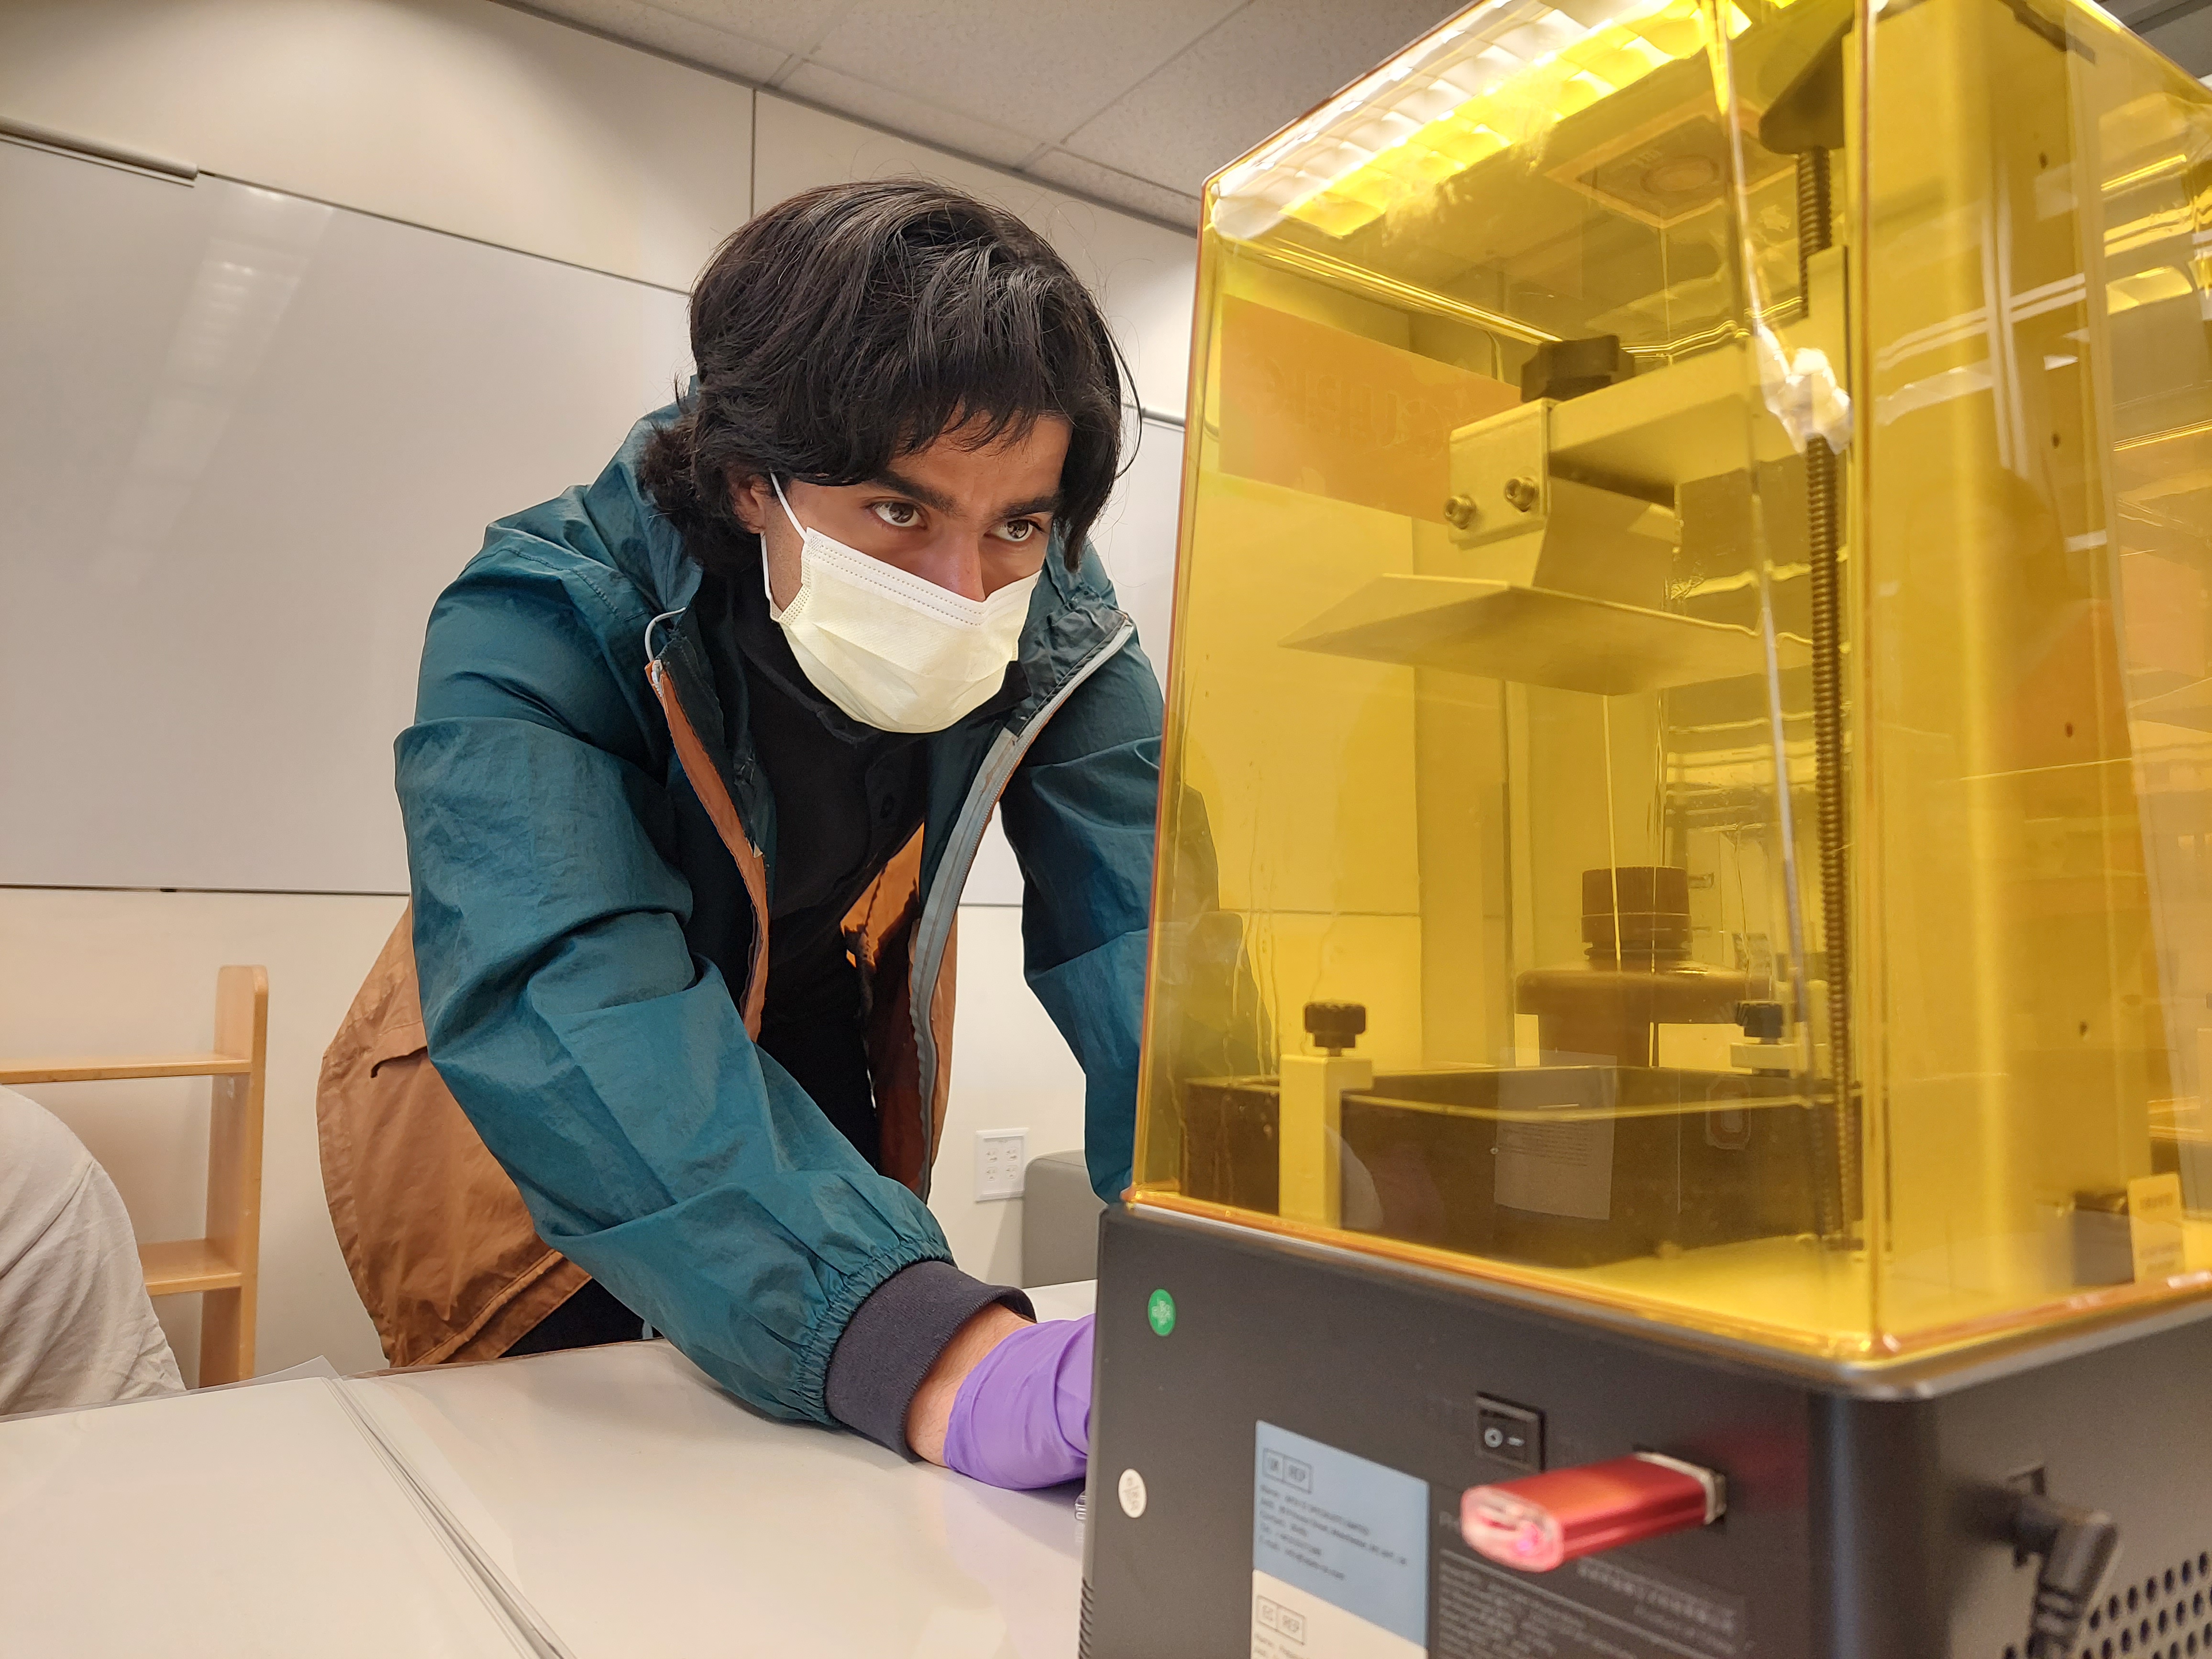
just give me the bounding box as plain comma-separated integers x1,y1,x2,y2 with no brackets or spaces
0,966,268,1386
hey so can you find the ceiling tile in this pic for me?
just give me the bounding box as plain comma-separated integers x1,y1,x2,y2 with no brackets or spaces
516,0,794,80
1060,0,1464,196
1023,148,1200,230
774,60,1043,168
2141,10,2212,74
804,0,1244,146
578,0,862,56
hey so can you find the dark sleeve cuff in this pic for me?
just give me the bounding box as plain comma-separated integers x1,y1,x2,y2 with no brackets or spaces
824,1260,1033,1455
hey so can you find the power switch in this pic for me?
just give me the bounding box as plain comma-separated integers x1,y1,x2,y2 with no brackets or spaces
1474,1397,1543,1471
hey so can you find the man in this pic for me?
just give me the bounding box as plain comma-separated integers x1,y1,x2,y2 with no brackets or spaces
319,180,1156,1489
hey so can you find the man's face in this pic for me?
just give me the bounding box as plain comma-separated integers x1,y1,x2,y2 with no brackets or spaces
731,414,1071,608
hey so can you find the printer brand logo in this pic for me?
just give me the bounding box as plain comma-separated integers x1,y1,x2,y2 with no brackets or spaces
1147,1288,1177,1336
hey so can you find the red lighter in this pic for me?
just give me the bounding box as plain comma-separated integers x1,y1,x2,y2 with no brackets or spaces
1460,1452,1726,1572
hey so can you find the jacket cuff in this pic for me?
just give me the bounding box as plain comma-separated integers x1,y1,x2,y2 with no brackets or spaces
824,1260,1033,1455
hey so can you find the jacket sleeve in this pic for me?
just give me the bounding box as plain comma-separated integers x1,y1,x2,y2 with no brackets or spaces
398,542,952,1425
996,577,1165,1203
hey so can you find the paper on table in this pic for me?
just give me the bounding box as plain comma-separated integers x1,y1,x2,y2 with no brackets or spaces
350,1341,1085,1658
0,1351,343,1426
330,1378,575,1658
0,1377,542,1657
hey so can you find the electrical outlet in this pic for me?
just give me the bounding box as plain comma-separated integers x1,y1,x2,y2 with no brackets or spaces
975,1129,1027,1201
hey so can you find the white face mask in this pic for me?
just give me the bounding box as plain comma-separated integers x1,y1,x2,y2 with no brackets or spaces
764,476,1038,734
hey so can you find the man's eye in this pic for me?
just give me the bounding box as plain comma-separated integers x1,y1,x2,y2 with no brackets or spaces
995,520,1039,543
871,501,922,528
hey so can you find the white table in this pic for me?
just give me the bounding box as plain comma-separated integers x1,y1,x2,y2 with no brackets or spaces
0,1282,1095,1657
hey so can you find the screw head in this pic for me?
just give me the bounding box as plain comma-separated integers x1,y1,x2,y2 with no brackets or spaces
1503,476,1541,513
1443,493,1479,530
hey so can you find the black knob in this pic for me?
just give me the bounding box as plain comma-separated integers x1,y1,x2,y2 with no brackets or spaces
1735,1001,1785,1040
1304,1002,1366,1054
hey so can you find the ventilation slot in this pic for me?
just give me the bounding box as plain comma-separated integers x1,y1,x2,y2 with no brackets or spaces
1998,1547,2212,1659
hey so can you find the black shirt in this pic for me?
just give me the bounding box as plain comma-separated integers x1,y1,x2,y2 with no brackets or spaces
691,560,931,1169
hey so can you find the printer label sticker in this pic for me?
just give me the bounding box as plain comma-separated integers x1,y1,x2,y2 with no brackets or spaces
1433,1531,1747,1659
1494,1112,1615,1220
1252,1421,1428,1659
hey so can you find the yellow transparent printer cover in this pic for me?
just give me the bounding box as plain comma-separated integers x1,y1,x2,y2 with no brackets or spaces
1133,0,2212,1363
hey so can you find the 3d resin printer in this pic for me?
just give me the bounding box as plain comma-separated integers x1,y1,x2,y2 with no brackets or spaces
1084,0,2212,1653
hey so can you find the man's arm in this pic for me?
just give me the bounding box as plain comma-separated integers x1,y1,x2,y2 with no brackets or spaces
403,542,997,1430
998,577,1166,1202
901,1301,1033,1460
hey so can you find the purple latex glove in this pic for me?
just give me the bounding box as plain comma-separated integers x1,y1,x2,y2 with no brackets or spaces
941,1315,1093,1489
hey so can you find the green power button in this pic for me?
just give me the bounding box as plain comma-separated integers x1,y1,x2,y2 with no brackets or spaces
1147,1288,1176,1336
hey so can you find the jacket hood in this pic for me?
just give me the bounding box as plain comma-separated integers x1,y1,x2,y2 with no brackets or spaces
575,404,705,618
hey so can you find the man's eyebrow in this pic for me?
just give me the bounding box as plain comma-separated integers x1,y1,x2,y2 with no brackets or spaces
869,467,1062,520
869,467,959,514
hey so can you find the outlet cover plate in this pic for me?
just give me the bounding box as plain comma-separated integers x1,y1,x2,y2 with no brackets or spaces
975,1129,1028,1201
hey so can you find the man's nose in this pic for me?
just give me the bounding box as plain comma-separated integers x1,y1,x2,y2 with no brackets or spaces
909,536,987,602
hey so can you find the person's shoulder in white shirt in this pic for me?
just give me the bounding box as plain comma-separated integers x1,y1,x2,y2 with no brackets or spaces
0,1085,184,1416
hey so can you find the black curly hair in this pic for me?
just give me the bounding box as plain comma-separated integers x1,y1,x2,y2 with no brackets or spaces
639,179,1124,575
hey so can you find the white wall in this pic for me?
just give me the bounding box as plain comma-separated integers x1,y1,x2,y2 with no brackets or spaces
929,911,1090,1286
0,0,751,291
0,0,1190,1373
0,889,402,1379
0,148,694,895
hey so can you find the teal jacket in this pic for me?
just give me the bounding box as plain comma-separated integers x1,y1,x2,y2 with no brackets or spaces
397,409,1161,1425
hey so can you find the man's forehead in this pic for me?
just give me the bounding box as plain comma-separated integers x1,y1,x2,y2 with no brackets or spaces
875,418,1069,515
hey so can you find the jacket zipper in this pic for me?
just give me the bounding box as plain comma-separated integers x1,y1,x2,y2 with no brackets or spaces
907,616,1138,1202
643,624,770,1039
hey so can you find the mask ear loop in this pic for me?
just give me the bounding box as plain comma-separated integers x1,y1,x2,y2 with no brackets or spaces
769,474,807,538
764,474,805,618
